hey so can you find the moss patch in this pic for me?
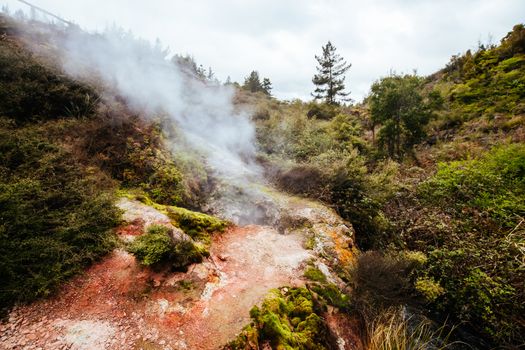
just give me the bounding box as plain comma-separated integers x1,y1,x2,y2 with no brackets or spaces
304,267,327,283
165,206,228,243
227,287,331,350
118,189,228,247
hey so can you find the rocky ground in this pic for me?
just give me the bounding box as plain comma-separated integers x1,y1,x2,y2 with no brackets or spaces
1,192,357,350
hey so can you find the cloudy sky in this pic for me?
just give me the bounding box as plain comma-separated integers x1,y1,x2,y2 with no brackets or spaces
2,0,524,101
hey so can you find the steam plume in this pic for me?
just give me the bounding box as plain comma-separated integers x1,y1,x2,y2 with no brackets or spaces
8,13,277,224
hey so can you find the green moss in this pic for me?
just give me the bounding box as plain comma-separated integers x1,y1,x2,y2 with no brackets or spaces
227,287,330,350
117,189,228,246
165,206,228,242
304,267,327,283
312,283,351,311
177,280,194,291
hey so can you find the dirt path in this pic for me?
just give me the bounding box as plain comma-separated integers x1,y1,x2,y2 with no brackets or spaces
0,195,356,350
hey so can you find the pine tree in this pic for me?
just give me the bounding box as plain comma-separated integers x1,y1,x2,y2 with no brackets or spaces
312,41,351,105
262,78,272,96
243,71,263,93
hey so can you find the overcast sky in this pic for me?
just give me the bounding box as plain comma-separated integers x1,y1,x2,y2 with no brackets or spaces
2,0,524,101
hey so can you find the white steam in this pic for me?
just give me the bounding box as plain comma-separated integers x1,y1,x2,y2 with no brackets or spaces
8,16,279,224
54,28,260,182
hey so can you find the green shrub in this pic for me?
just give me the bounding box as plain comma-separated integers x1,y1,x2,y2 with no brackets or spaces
79,116,188,207
128,224,203,269
414,277,445,302
399,144,525,344
128,225,173,266
421,144,525,228
306,102,338,120
441,25,525,118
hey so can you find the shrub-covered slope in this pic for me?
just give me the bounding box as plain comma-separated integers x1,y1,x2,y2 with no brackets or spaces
248,23,525,347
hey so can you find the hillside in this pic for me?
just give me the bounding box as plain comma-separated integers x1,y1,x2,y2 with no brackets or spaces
0,11,524,350
242,24,525,348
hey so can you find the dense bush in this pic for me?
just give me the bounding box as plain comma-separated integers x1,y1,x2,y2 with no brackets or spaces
440,24,525,118
421,144,525,227
306,102,338,120
128,224,204,270
0,124,120,312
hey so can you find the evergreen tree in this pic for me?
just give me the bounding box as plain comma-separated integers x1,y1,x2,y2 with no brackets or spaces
243,70,263,92
262,78,272,96
312,41,351,105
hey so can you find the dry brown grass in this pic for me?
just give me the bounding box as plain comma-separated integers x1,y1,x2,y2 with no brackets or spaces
366,308,457,350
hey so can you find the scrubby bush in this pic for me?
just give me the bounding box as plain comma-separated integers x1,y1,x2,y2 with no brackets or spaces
128,224,203,270
350,251,422,322
306,102,338,120
440,24,525,118
81,117,187,207
421,144,525,228
414,277,445,302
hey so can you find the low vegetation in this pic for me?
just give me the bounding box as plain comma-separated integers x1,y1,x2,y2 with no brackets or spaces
1,10,524,348
226,287,332,350
165,206,228,243
121,190,229,247
0,14,214,314
128,224,204,270
0,122,120,313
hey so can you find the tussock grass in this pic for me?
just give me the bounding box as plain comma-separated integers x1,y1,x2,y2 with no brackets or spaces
366,308,457,350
